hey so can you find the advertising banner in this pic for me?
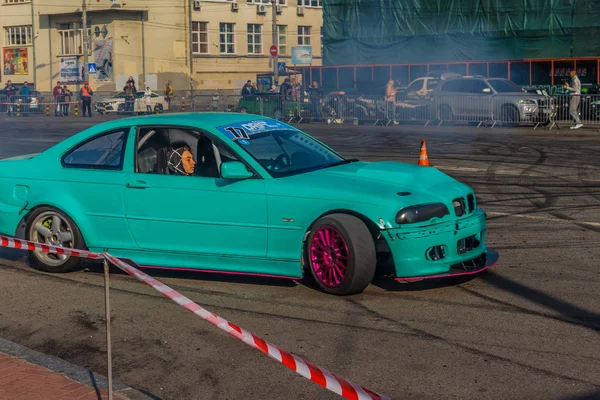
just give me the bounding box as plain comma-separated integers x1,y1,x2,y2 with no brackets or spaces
3,48,28,75
93,39,113,81
59,56,84,83
291,46,313,65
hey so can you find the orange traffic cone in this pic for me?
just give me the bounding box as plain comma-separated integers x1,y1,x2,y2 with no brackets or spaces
418,139,429,166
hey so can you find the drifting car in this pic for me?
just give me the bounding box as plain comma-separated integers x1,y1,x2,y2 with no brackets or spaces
0,113,497,295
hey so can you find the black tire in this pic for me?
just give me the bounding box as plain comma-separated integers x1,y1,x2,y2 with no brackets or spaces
25,207,87,273
303,213,376,295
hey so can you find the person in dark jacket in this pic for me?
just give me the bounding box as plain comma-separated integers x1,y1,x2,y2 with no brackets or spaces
309,81,322,120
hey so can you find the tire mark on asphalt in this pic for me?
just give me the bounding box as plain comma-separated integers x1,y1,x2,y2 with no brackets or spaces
2,261,599,370
345,299,600,388
516,145,600,234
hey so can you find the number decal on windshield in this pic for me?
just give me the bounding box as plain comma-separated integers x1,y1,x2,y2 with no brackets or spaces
225,127,250,140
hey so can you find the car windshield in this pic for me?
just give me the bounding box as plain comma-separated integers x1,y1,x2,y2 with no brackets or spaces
219,121,348,177
488,79,524,93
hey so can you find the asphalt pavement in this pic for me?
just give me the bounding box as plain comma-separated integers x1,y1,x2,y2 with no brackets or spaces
0,114,599,400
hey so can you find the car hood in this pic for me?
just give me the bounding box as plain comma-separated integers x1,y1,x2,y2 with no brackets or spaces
267,161,473,207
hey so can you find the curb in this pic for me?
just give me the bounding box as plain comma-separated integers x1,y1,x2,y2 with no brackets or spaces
0,336,159,400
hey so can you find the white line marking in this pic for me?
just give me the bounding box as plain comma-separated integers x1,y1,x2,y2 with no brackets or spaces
435,165,600,182
487,211,600,227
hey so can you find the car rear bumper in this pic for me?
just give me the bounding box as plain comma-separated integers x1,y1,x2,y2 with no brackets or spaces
383,208,492,278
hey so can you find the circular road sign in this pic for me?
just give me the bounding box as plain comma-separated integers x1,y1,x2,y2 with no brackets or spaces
270,45,278,57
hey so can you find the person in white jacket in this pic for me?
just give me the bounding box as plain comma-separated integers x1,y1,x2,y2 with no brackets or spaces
563,69,583,129
144,87,153,114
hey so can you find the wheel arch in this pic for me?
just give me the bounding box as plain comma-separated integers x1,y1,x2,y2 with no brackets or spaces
300,208,384,267
15,201,91,248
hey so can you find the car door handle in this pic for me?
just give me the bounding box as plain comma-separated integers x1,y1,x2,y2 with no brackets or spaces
126,180,151,189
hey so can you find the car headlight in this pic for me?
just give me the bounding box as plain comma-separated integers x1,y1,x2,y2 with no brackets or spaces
396,203,449,224
519,99,536,105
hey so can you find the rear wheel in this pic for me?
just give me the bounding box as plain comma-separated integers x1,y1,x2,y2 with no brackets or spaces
25,207,86,273
304,214,376,295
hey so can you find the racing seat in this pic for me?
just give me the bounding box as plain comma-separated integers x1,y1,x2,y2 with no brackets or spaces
195,136,219,178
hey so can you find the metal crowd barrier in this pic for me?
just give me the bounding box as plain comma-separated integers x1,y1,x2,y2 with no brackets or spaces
3,90,599,129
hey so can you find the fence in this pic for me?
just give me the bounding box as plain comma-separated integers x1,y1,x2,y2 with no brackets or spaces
3,90,599,130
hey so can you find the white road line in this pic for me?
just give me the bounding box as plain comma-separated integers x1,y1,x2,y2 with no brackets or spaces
487,211,600,227
435,165,600,182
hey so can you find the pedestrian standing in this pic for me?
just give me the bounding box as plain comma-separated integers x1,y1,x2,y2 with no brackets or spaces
145,87,153,114
385,80,399,125
564,68,583,129
53,81,63,116
79,81,93,117
164,82,173,105
309,81,322,120
62,85,73,116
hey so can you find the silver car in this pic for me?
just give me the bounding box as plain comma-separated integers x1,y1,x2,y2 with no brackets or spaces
431,76,553,124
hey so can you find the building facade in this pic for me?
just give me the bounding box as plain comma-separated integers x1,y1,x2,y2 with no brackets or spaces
0,0,322,92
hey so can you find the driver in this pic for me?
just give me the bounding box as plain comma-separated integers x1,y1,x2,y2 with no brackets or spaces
167,145,196,175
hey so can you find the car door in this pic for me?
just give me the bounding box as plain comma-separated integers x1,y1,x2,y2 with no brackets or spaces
123,127,268,258
58,126,137,250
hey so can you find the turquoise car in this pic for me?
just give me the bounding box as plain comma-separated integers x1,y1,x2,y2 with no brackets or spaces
0,113,497,295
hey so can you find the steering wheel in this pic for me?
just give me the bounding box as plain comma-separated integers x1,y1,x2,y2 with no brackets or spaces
272,153,290,171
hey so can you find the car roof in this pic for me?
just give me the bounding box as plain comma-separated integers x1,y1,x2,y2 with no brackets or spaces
70,112,274,141
37,112,286,162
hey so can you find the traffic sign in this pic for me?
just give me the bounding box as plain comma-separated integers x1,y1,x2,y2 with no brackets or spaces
88,63,97,74
270,45,278,57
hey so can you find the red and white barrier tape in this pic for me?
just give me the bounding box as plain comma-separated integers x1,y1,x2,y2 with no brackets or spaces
0,235,389,400
0,235,101,259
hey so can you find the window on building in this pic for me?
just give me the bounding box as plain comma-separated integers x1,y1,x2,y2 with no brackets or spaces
320,26,323,57
220,23,235,54
57,23,91,56
298,26,310,45
277,25,287,55
247,24,262,54
5,26,32,46
297,0,322,6
246,0,286,4
4,0,30,3
192,22,209,54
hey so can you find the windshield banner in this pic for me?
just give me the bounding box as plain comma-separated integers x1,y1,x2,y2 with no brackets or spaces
217,119,290,141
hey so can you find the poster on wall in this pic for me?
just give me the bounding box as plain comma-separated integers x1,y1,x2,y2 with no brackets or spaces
291,46,312,65
3,48,28,75
93,39,113,81
59,56,84,83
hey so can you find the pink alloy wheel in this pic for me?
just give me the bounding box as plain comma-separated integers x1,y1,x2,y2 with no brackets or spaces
310,225,349,287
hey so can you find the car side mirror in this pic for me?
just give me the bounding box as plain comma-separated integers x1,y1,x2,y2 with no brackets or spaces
221,161,253,180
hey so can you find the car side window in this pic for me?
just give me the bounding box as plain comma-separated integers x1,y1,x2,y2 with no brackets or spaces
407,80,424,92
62,130,128,170
471,80,491,93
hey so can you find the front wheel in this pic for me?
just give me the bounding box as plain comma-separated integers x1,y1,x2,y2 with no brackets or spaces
25,207,87,273
304,214,376,295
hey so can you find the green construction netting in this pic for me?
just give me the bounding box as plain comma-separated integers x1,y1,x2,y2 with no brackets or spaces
323,0,600,65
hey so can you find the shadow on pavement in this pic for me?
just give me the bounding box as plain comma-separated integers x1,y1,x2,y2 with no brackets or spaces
480,270,600,332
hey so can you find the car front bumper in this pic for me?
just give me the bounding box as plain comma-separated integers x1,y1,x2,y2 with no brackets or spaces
383,208,495,279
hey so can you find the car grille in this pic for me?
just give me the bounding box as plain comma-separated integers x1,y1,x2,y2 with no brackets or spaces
457,234,480,255
453,193,475,217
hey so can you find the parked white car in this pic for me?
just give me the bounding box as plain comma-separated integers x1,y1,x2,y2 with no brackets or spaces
95,91,169,114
